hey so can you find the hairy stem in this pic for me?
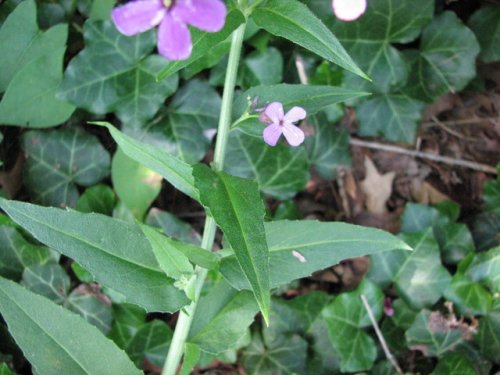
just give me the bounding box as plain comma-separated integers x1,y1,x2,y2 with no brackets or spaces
161,20,247,375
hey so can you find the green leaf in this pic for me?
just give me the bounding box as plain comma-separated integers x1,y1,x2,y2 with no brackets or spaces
404,12,480,102
0,0,75,127
225,120,310,199
146,208,201,245
406,310,469,357
242,47,283,87
356,93,426,143
0,276,143,375
475,308,500,364
483,166,500,213
193,165,270,323
112,148,162,219
322,280,383,372
368,230,451,309
188,281,259,355
156,8,245,80
140,224,193,281
305,113,351,180
0,363,15,375
0,224,55,280
471,212,500,251
179,343,200,375
128,80,221,164
444,274,492,316
76,184,116,215
329,0,435,93
466,246,500,293
0,199,189,312
233,84,369,118
57,20,178,127
94,122,198,201
435,222,474,264
221,220,411,290
89,0,116,21
22,263,69,304
126,320,172,368
252,0,366,79
431,352,477,375
108,303,147,349
65,285,113,334
468,5,500,63
22,128,110,207
241,331,308,375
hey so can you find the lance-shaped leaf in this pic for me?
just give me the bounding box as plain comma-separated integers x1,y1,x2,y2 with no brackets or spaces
0,276,142,375
404,12,480,103
0,199,189,312
94,122,198,200
57,20,178,127
252,0,367,79
221,220,411,290
193,165,270,324
233,84,369,119
157,8,245,80
22,128,111,208
188,281,259,355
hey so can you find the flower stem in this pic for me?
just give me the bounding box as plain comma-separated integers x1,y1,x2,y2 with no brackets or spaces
161,20,247,375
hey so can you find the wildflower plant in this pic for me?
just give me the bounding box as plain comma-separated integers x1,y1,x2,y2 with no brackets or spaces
0,0,496,374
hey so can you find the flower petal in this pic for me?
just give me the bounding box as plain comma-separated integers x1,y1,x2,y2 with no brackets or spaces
263,123,283,147
332,0,367,22
111,0,165,36
282,123,305,147
157,12,192,60
263,102,284,124
173,0,227,32
283,106,306,124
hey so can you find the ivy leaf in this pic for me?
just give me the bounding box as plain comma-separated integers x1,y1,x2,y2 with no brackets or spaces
468,5,500,63
242,47,283,87
322,280,384,372
126,320,173,368
0,224,55,280
0,276,143,375
466,246,500,293
0,199,190,312
431,352,477,375
252,0,367,79
368,229,451,309
108,304,147,349
221,220,411,290
193,165,270,324
483,166,500,213
406,310,470,357
188,281,259,355
127,80,221,164
57,20,178,127
444,273,492,316
0,0,75,127
146,208,201,245
76,184,116,215
224,120,310,199
404,12,480,103
305,113,351,180
21,263,69,304
356,93,426,143
475,307,500,364
329,0,434,93
22,128,110,208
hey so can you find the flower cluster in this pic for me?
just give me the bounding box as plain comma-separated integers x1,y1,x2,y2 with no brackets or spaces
111,0,227,60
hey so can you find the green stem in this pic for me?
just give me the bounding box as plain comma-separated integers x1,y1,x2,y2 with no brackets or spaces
161,20,247,375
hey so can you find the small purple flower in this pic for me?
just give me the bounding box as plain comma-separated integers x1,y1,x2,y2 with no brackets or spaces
111,0,227,61
260,102,306,147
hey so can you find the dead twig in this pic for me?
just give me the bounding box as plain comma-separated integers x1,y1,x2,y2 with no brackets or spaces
360,294,404,375
350,138,498,175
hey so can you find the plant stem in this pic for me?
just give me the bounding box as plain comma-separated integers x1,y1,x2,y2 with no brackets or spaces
161,21,247,375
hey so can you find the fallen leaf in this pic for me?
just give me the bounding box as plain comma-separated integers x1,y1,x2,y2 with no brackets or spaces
360,157,395,214
411,180,451,204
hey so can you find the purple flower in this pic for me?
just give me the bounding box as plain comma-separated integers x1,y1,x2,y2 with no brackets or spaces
111,0,227,61
260,102,306,147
